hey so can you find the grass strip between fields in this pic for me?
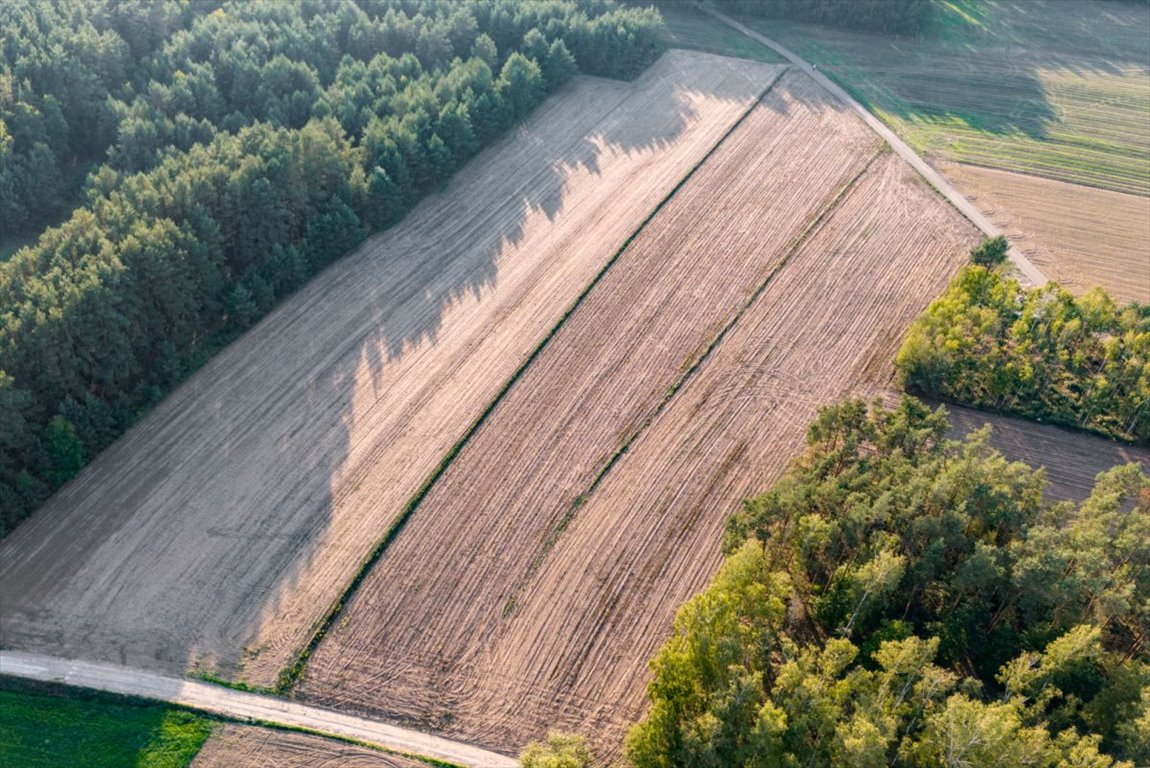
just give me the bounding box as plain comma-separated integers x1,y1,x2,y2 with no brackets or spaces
501,145,886,619
276,66,790,695
0,675,464,768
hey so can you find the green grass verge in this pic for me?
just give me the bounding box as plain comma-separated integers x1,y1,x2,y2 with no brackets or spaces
0,678,211,768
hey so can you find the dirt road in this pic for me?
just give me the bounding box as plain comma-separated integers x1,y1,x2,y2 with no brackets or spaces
0,650,517,768
703,5,1050,288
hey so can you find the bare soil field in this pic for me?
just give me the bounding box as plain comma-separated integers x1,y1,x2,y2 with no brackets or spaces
192,725,423,768
301,70,880,727
941,402,1150,503
939,162,1150,303
0,51,781,688
302,84,978,757
445,153,976,755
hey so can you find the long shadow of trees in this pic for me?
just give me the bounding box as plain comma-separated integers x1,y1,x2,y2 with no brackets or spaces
0,51,767,685
749,0,1149,162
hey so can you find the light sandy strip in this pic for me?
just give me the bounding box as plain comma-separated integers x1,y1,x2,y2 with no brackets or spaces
0,651,517,768
703,4,1049,287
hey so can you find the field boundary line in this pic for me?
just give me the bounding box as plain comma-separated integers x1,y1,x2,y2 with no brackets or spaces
276,65,789,694
0,650,514,768
502,143,888,618
701,3,1049,288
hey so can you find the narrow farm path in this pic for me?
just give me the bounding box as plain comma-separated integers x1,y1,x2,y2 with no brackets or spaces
703,4,1050,287
0,650,517,768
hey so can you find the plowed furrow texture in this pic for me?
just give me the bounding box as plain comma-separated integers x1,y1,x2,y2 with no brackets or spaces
939,162,1149,304
942,402,1150,502
300,71,879,724
0,51,780,688
302,80,978,757
191,725,421,768
444,154,976,755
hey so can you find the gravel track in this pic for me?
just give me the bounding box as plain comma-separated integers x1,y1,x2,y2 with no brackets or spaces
0,650,516,768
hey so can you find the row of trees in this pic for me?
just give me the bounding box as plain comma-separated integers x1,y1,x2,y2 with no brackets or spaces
0,0,668,534
625,397,1149,767
716,0,933,36
896,265,1149,443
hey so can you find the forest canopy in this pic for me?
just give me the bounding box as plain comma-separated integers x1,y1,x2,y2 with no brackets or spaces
626,397,1150,768
0,0,667,535
896,266,1150,444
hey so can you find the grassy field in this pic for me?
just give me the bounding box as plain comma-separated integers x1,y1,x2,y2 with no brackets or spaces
0,679,210,768
656,1,784,64
740,0,1150,196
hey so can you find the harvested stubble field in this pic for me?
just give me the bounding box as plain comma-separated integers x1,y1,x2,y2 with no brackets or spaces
939,162,1150,303
301,68,878,724
301,72,979,755
191,725,422,768
941,402,1150,503
0,50,780,687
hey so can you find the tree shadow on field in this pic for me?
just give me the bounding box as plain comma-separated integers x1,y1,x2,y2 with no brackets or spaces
747,0,1150,145
0,50,771,690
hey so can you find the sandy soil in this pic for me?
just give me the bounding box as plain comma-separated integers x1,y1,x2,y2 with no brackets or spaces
940,162,1150,304
0,51,782,688
192,725,425,768
301,71,979,756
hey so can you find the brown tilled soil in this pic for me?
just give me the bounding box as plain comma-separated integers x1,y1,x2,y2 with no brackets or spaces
0,51,782,687
939,161,1150,304
300,69,879,727
301,71,980,756
942,402,1150,502
191,725,422,768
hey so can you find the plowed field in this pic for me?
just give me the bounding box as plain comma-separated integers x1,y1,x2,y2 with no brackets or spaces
942,402,1150,502
301,68,879,724
302,72,979,755
940,162,1150,304
0,51,782,688
192,726,423,768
